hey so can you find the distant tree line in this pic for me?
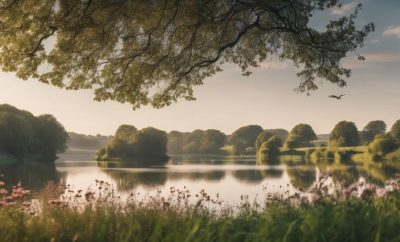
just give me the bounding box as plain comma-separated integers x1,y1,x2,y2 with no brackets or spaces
167,129,227,155
165,119,400,158
67,132,111,150
0,104,68,162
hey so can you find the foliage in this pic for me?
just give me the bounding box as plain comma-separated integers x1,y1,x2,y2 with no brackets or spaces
0,0,374,108
97,125,167,161
167,131,185,154
368,134,398,157
132,127,168,159
228,125,263,155
257,136,281,161
390,120,400,144
0,104,68,162
265,129,289,143
167,129,226,154
329,121,360,147
361,120,387,145
255,131,274,152
0,111,34,159
1,177,400,242
198,129,226,154
256,130,287,152
284,124,317,149
67,132,111,150
32,115,69,160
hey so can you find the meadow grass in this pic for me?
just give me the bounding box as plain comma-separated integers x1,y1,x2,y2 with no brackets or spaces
0,176,399,242
1,191,400,242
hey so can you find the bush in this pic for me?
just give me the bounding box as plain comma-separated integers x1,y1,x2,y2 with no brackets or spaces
257,136,280,163
390,120,400,144
329,121,359,147
368,134,398,157
284,124,317,148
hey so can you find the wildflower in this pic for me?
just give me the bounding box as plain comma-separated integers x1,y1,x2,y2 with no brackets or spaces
48,199,63,206
0,181,5,186
22,201,32,207
0,188,7,195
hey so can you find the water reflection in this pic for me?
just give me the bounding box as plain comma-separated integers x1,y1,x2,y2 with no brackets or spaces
287,166,317,190
232,169,283,184
102,170,168,191
327,166,360,188
167,171,226,182
0,163,65,190
0,153,398,204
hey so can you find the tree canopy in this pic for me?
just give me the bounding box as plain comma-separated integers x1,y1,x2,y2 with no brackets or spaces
368,134,397,157
228,125,263,154
0,0,374,108
0,104,68,161
255,129,288,151
284,124,317,149
361,120,386,145
97,125,168,161
329,121,359,147
390,120,400,144
257,135,281,161
167,129,226,154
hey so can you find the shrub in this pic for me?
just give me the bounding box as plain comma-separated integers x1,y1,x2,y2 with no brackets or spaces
368,134,398,157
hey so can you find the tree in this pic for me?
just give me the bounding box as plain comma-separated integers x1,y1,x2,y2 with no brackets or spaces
255,131,274,152
265,129,289,143
390,120,400,144
284,124,317,148
0,104,68,162
361,120,387,145
0,111,34,159
0,1,374,109
33,114,69,161
131,127,168,159
228,125,263,154
114,125,138,141
199,129,226,154
167,131,185,154
368,134,398,157
97,125,168,161
329,121,359,147
182,129,205,154
258,136,281,159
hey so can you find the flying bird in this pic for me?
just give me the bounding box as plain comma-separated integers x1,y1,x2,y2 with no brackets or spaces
329,94,345,100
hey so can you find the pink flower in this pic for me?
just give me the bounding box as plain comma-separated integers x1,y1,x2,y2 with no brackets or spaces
0,189,8,195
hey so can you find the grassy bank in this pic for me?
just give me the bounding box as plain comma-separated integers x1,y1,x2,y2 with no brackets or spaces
0,178,399,242
1,193,400,242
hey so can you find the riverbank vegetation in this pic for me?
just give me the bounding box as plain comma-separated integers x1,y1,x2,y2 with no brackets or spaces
0,173,399,242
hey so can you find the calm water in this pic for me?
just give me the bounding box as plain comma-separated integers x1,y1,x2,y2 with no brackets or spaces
1,149,399,205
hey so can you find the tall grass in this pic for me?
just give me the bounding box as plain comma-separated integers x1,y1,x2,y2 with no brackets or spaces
1,193,400,241
0,177,399,242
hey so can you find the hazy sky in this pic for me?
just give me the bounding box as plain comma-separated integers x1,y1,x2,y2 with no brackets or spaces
0,0,399,135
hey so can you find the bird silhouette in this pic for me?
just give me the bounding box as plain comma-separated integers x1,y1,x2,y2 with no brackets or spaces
329,94,345,99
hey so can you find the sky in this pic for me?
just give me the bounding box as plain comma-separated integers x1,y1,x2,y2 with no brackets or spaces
0,0,399,136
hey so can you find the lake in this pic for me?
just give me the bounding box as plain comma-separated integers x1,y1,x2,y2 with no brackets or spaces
1,149,399,205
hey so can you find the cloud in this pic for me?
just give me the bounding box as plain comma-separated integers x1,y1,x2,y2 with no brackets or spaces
363,53,400,63
344,52,400,69
330,2,357,16
383,26,400,39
